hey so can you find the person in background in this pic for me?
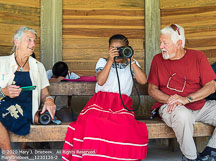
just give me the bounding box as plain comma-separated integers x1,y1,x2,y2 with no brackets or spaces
148,24,216,161
0,26,56,161
46,61,78,122
62,34,148,161
47,61,80,83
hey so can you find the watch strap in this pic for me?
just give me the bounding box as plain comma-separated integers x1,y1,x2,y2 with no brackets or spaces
187,96,193,103
0,87,5,98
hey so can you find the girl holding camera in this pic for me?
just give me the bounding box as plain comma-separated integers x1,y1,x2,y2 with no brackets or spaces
62,34,148,161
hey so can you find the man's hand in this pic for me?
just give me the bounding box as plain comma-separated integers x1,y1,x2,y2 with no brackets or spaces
167,94,188,113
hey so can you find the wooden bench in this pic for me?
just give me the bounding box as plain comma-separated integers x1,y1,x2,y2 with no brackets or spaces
9,81,214,151
9,120,214,142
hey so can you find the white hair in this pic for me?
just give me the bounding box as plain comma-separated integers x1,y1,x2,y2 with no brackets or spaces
11,26,37,54
161,24,185,48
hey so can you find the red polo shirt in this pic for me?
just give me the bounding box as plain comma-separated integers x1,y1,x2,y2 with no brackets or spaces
148,49,216,110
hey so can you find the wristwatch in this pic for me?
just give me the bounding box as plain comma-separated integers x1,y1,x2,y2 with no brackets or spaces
187,96,193,103
0,87,5,98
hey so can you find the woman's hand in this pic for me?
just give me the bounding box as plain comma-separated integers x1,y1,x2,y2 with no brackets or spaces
41,87,56,119
2,85,22,98
41,97,56,120
108,47,119,63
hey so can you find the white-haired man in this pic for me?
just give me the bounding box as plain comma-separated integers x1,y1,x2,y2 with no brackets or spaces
148,24,216,161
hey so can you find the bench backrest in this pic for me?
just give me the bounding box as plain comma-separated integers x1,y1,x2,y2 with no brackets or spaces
48,82,148,96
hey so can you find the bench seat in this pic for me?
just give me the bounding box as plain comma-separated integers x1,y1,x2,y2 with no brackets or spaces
9,120,214,142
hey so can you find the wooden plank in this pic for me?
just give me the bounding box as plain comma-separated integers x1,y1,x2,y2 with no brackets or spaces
10,123,69,142
68,70,96,76
40,0,62,69
65,60,144,71
63,9,144,17
63,28,144,39
0,3,40,16
0,0,40,8
62,49,144,60
142,120,214,139
9,121,214,142
0,3,40,27
0,35,40,47
63,38,144,50
161,6,216,16
145,0,161,75
48,82,148,96
0,24,40,38
0,45,40,57
63,0,144,9
160,0,216,9
195,137,210,153
63,19,144,27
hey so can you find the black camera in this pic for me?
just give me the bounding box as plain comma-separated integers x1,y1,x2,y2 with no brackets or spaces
38,111,52,125
116,46,134,59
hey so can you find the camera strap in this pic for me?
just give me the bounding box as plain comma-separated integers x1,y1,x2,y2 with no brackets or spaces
52,116,61,125
114,58,140,111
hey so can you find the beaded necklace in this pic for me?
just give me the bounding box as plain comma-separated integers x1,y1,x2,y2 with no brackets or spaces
15,57,29,71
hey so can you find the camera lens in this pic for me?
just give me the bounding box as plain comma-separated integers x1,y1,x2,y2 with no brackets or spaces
122,47,133,58
117,46,134,59
39,112,52,125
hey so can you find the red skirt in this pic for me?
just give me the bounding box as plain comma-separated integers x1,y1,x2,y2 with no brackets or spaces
62,91,148,161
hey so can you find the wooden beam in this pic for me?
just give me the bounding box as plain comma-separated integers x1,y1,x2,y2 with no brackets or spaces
40,0,62,70
145,0,161,75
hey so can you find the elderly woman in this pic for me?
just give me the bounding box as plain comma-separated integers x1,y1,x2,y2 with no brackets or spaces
0,26,56,161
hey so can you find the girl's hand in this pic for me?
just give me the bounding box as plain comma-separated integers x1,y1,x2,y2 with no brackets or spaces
108,47,119,63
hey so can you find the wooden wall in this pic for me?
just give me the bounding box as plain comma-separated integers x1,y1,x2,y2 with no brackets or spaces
0,0,40,59
62,0,145,76
160,0,216,64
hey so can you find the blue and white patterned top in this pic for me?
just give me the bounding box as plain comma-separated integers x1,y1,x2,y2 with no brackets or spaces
95,58,140,96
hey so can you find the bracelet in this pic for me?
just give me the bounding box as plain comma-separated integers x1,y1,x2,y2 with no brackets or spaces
0,87,5,98
131,60,136,65
45,96,54,101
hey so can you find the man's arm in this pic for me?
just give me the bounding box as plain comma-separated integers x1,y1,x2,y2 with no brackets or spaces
186,80,215,103
148,83,169,103
168,80,216,105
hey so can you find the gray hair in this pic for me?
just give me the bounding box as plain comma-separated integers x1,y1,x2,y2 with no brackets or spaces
161,24,185,48
11,26,37,54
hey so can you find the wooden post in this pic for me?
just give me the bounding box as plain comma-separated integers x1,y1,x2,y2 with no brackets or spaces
145,0,161,75
40,0,62,70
